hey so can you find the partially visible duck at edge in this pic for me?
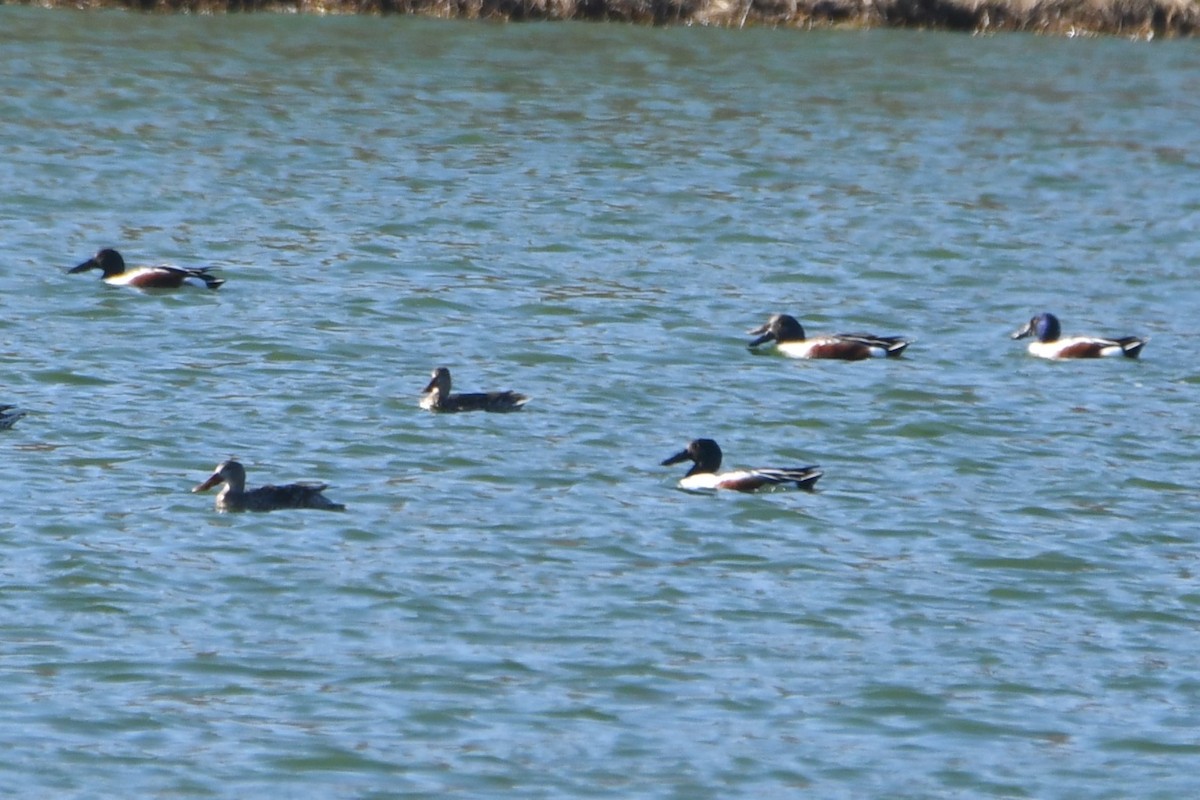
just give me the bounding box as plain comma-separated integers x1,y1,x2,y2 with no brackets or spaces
419,367,529,413
0,405,27,430
1011,312,1148,359
661,438,823,493
192,459,345,513
70,248,225,290
747,313,910,360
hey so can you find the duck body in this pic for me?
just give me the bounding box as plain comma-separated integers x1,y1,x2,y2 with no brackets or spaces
748,314,909,360
71,248,225,290
192,460,345,513
662,439,822,493
1011,313,1147,359
419,367,529,413
0,405,27,430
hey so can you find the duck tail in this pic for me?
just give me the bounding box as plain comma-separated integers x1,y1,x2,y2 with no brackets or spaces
1116,336,1148,359
189,267,225,290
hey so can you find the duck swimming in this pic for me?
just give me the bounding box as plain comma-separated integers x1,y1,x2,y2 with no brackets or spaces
747,313,910,360
419,367,529,413
661,438,822,493
192,460,345,513
70,248,225,290
1011,312,1147,359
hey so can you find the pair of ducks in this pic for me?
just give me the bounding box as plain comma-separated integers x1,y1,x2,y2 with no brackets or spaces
189,438,818,513
658,317,907,493
190,441,817,513
749,312,1148,361
192,367,528,512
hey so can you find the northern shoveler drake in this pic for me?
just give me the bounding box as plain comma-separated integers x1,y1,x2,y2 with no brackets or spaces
0,405,27,430
747,313,910,360
192,460,345,513
70,248,225,290
661,438,822,493
419,367,529,413
1011,313,1148,359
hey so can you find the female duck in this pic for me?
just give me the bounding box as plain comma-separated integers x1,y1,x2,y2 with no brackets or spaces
661,438,822,493
419,367,529,413
192,460,345,512
70,248,225,290
747,313,910,360
1011,313,1147,359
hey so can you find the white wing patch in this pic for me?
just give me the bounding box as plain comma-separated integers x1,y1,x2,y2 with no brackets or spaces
679,469,803,492
775,341,820,359
103,267,159,286
679,472,730,491
1028,337,1121,359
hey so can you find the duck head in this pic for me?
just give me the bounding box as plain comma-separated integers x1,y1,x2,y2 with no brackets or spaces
193,459,246,494
70,248,125,277
661,438,723,476
1011,312,1061,343
422,367,451,398
747,314,806,347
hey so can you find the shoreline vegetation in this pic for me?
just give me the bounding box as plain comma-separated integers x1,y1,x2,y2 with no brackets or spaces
14,0,1200,36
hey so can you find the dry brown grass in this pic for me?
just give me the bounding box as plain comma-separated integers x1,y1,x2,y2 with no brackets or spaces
17,0,1200,36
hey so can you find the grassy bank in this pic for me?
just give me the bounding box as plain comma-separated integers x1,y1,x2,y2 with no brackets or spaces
12,0,1199,36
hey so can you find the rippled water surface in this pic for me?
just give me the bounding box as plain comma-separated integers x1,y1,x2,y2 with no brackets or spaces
2,7,1200,796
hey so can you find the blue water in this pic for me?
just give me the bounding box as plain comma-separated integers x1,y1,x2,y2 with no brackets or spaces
2,7,1200,796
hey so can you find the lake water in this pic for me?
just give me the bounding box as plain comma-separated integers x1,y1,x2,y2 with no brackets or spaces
2,7,1199,796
